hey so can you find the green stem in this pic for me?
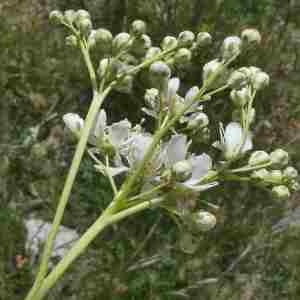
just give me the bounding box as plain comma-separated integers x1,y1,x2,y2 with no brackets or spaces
30,197,165,300
230,162,272,173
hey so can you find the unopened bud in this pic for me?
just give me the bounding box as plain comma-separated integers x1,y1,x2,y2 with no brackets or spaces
94,28,113,52
251,168,269,181
202,59,222,82
161,36,178,50
76,9,90,21
177,31,195,47
248,151,270,166
112,32,131,55
149,61,171,78
252,71,270,90
144,88,160,110
290,180,300,192
65,35,78,47
78,18,92,36
230,87,251,107
174,48,192,65
221,36,242,60
63,113,84,135
268,170,283,183
131,20,147,37
270,149,289,168
64,9,76,24
49,10,63,25
172,160,192,182
187,113,209,130
145,47,161,59
114,75,133,94
131,34,152,57
283,166,298,180
192,211,216,232
228,69,248,88
272,185,290,200
196,32,212,47
97,58,109,78
241,28,261,46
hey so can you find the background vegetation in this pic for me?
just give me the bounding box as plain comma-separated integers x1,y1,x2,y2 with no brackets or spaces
1,0,300,299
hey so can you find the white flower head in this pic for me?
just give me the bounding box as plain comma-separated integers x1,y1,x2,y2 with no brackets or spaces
63,113,84,135
214,122,253,160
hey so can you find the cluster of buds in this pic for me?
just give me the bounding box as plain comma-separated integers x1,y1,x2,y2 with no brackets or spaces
250,149,299,200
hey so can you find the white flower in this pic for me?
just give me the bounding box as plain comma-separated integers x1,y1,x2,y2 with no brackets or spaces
63,113,84,135
163,134,217,191
214,122,253,160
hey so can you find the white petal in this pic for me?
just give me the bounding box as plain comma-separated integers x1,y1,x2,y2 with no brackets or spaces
185,153,212,185
167,77,180,103
185,86,199,103
63,113,84,132
128,134,153,165
166,134,188,167
108,119,131,147
92,109,107,140
224,122,243,153
241,133,253,152
184,181,219,191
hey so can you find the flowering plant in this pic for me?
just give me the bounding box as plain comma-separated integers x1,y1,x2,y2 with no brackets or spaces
24,9,299,300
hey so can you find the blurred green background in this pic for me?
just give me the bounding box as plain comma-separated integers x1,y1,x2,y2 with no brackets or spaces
1,0,300,299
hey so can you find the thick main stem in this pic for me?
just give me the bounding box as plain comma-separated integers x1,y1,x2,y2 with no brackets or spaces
29,197,165,300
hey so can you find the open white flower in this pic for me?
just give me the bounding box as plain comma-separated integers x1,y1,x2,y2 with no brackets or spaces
214,122,252,160
163,134,217,191
63,113,84,135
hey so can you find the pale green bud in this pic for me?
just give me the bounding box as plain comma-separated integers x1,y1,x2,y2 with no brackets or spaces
115,75,133,94
227,69,248,89
221,36,242,60
251,168,269,180
78,18,92,36
145,47,161,59
172,160,192,182
65,35,78,47
49,10,63,25
192,211,216,232
272,185,290,200
87,30,97,49
177,31,195,47
230,87,251,107
112,32,131,55
94,28,113,52
290,180,300,192
64,9,76,24
187,113,209,130
76,9,91,21
144,88,160,110
196,32,212,47
202,59,222,82
241,28,261,46
283,166,298,180
252,71,270,90
149,61,171,78
97,58,109,78
270,149,289,168
174,48,192,65
161,36,178,50
248,151,270,166
131,20,147,37
268,170,283,183
131,34,152,57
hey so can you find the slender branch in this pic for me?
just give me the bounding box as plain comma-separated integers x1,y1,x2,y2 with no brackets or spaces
105,155,118,195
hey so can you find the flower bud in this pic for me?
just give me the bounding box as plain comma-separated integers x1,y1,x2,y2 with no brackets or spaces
78,17,92,36
221,36,242,60
114,75,133,94
227,69,248,89
87,30,97,49
161,36,178,50
248,151,270,166
270,149,289,168
241,28,261,46
187,113,209,130
230,87,251,107
63,113,84,135
49,10,63,25
192,211,216,232
64,9,76,24
97,58,109,78
174,48,192,65
65,35,78,47
268,170,283,183
196,32,212,47
149,61,171,78
202,59,222,82
252,71,270,90
290,180,300,192
145,47,161,59
131,34,152,57
177,31,195,47
172,160,192,181
131,20,147,37
272,185,290,200
94,28,113,52
251,168,269,181
76,9,91,21
112,32,131,55
283,166,298,180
